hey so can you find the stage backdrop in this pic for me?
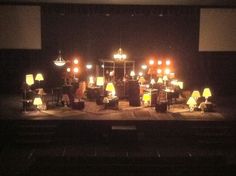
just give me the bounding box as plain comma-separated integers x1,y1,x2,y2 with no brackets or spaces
0,5,41,49
199,8,236,52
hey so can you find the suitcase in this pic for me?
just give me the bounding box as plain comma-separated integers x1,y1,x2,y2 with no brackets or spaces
155,102,168,113
72,101,85,110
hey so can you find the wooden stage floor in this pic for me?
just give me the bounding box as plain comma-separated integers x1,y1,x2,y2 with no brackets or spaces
0,95,234,121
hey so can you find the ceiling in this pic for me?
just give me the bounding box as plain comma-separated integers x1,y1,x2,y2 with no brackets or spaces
2,0,236,6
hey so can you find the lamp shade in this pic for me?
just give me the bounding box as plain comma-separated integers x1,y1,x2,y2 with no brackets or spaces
177,81,184,89
163,75,168,81
89,76,94,84
143,93,151,102
187,97,197,106
106,82,115,95
191,90,201,99
96,77,104,86
150,79,155,85
35,73,44,81
203,88,212,98
157,77,163,84
171,80,178,86
33,97,43,106
26,74,34,86
130,71,135,77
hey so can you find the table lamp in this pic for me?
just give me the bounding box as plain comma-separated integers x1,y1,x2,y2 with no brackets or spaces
26,74,34,86
106,82,116,96
33,97,43,110
96,77,104,86
187,96,197,112
202,88,212,103
191,90,201,101
35,73,44,86
142,93,151,106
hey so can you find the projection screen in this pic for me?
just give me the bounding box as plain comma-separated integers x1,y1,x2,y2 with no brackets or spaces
0,5,41,49
199,8,236,52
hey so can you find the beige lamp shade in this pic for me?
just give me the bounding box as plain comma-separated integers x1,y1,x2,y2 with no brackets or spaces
26,74,34,86
163,75,168,81
96,77,104,86
157,77,163,84
106,82,116,96
187,97,197,106
192,90,201,99
171,80,178,86
33,97,43,106
35,73,44,81
203,88,212,98
177,81,184,89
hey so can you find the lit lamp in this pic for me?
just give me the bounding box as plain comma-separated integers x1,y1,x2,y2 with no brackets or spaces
86,64,93,69
73,58,79,64
157,60,162,65
106,82,116,96
149,59,154,65
166,60,171,66
35,73,44,86
164,68,170,75
33,97,43,110
67,68,71,72
54,50,66,67
171,79,178,86
150,78,155,85
88,76,94,86
138,72,143,77
73,67,79,73
187,97,197,112
163,75,168,85
157,77,163,84
157,69,162,75
142,93,151,106
130,70,135,80
113,48,127,61
138,76,145,85
177,81,184,89
96,77,104,86
141,64,147,70
202,88,212,103
191,90,201,101
26,74,34,86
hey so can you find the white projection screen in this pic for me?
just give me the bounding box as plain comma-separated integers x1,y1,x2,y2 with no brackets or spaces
199,8,236,52
0,5,41,49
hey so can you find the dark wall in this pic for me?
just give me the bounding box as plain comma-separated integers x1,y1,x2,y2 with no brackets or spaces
0,4,235,96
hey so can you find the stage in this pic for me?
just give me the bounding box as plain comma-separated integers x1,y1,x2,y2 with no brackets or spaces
0,94,234,121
